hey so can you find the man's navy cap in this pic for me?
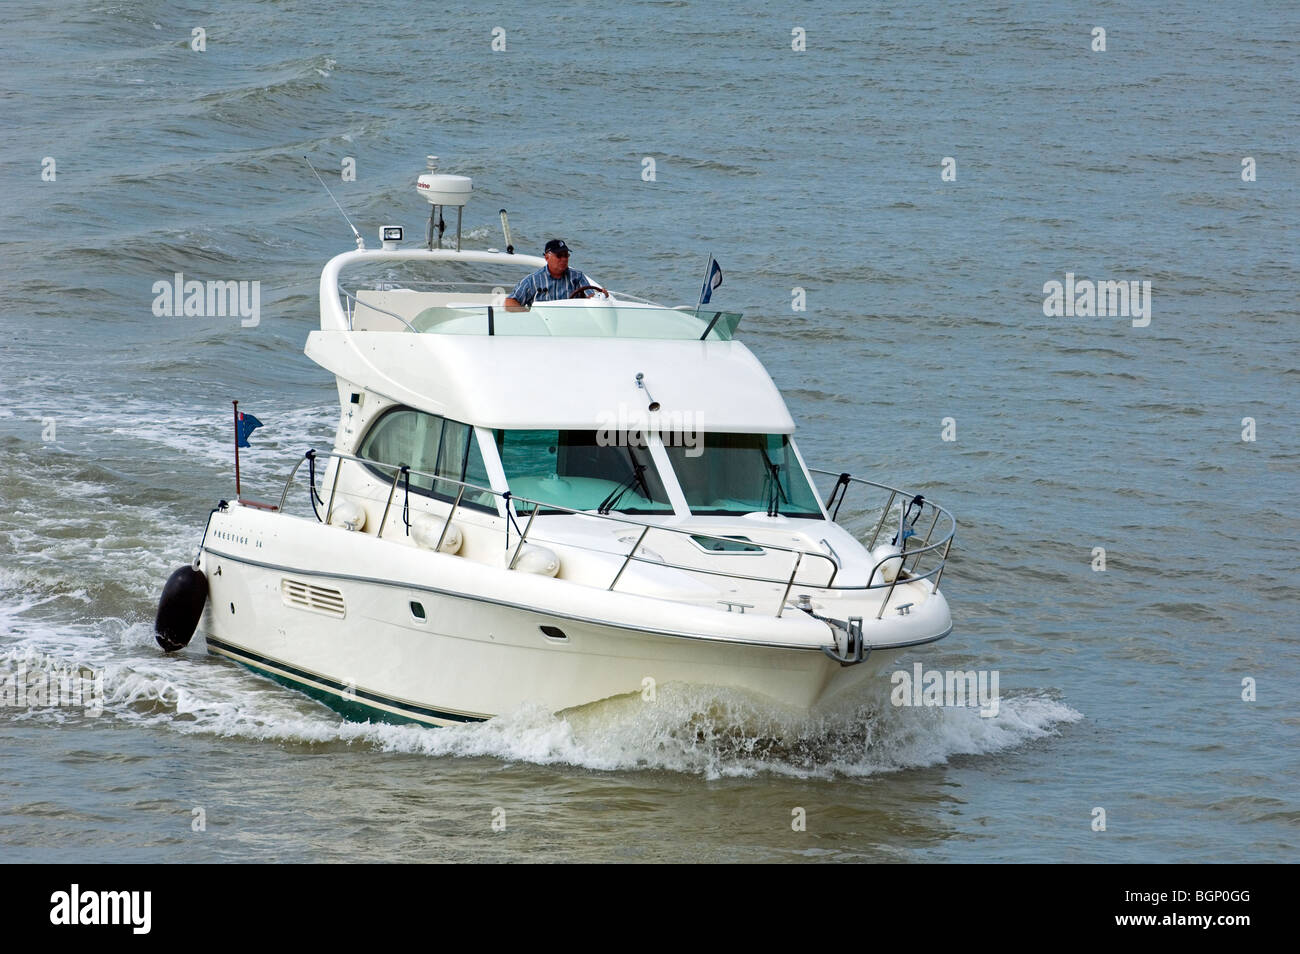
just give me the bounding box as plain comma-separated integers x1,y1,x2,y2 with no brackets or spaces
544,239,570,256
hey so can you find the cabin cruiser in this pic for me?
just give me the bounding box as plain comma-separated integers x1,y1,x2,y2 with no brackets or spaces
154,160,956,726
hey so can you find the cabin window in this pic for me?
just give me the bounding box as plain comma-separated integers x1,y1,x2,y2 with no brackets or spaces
358,408,496,512
433,420,490,500
494,429,673,514
662,433,822,517
463,429,492,495
358,408,442,480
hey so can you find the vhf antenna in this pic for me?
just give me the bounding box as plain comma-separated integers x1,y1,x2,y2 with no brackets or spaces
499,209,514,254
304,156,365,250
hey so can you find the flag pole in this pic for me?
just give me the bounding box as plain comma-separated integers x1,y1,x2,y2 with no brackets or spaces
232,400,242,499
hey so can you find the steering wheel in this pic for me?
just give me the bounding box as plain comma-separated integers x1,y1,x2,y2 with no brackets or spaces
570,285,610,299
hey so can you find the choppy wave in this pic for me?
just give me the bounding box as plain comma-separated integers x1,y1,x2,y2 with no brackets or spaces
381,685,1083,780
0,613,1080,780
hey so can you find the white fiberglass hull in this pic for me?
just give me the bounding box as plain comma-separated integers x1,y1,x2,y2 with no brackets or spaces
197,505,950,726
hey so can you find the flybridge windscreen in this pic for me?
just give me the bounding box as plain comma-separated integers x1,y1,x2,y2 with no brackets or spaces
420,302,743,340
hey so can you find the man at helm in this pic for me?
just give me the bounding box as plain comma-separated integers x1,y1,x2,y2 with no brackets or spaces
504,239,604,310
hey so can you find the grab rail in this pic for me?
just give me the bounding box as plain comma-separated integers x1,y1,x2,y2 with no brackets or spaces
337,287,420,333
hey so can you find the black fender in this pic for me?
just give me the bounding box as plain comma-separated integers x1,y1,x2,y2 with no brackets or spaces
154,565,209,652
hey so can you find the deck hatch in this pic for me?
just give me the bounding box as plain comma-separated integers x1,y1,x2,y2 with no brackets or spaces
689,534,765,553
281,578,347,619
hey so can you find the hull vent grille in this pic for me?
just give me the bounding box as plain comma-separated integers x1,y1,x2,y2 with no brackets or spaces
281,578,346,619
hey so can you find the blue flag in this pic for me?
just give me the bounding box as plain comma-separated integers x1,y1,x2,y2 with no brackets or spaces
698,257,723,306
236,411,263,448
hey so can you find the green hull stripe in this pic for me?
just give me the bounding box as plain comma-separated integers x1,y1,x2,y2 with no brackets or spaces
205,635,487,725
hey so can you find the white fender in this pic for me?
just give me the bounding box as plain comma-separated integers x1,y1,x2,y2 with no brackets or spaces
409,513,463,554
870,544,903,584
507,543,560,577
328,500,367,532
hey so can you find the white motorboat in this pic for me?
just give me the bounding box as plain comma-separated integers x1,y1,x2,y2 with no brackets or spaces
154,160,956,726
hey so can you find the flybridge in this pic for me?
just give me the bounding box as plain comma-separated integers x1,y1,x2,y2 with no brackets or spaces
311,155,742,341
318,248,742,341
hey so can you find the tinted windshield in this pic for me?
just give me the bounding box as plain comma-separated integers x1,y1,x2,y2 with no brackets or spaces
663,433,822,517
496,429,673,514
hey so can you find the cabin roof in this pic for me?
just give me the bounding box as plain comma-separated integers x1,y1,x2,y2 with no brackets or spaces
305,330,796,433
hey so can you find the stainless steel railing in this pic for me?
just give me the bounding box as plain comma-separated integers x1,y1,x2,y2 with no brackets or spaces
811,468,957,617
270,450,955,619
337,287,420,332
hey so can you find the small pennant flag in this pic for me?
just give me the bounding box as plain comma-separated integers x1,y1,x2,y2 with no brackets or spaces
236,411,263,448
698,256,723,306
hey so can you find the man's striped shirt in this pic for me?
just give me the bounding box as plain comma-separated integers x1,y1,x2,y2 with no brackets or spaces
509,266,590,306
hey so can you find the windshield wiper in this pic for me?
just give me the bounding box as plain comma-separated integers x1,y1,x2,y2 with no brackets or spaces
598,461,649,514
627,446,652,499
760,449,788,517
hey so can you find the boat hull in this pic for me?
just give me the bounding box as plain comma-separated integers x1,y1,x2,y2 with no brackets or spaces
197,506,950,726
